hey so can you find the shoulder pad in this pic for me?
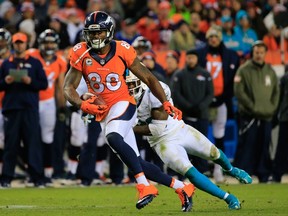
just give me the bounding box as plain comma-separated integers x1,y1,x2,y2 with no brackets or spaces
70,42,89,65
71,42,87,55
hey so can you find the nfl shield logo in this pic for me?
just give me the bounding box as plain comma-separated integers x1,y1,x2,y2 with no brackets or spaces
100,59,105,65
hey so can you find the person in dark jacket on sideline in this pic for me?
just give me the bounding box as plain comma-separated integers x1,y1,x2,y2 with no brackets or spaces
0,32,48,188
173,49,214,174
271,71,288,183
233,40,280,183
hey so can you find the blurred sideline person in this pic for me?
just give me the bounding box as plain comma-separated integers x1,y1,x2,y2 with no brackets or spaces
195,26,240,183
233,41,280,183
0,32,48,188
126,71,252,210
271,71,288,183
64,11,191,210
173,49,214,174
65,78,103,187
0,28,12,175
28,29,67,185
62,77,89,185
140,51,167,87
77,119,103,186
165,50,181,87
131,36,152,57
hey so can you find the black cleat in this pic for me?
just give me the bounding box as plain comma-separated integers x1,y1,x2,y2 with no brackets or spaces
175,183,195,212
136,194,155,209
136,184,158,209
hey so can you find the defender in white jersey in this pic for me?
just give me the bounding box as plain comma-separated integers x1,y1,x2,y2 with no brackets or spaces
127,71,252,210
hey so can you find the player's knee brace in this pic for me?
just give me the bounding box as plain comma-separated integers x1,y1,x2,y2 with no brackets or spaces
210,145,220,160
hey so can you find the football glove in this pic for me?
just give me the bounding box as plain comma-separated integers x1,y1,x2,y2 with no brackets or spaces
162,101,182,120
81,113,94,126
80,96,108,116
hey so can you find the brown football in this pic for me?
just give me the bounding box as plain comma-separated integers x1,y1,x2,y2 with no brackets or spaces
81,92,106,105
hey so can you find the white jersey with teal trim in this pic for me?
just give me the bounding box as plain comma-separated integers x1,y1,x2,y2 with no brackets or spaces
137,81,185,147
137,83,215,175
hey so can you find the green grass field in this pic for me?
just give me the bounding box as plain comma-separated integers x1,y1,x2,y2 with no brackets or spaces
0,183,288,216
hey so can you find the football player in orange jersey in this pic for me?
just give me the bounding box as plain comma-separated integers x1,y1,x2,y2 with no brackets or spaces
64,11,184,210
0,28,12,175
28,29,67,186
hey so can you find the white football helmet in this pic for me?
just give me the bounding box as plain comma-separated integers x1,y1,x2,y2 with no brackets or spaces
126,70,147,102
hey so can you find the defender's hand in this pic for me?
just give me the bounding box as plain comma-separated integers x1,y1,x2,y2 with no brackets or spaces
80,96,108,116
162,101,182,120
81,114,94,126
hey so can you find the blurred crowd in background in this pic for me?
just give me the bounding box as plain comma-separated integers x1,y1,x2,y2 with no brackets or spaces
0,0,288,188
0,0,288,56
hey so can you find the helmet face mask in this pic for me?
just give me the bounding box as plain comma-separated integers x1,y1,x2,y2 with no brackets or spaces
0,28,11,55
38,29,60,56
126,71,147,102
83,11,115,49
39,42,58,56
84,30,110,50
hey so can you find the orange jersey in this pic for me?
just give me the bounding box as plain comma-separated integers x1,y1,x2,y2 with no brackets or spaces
70,41,137,108
206,53,224,96
28,49,67,101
